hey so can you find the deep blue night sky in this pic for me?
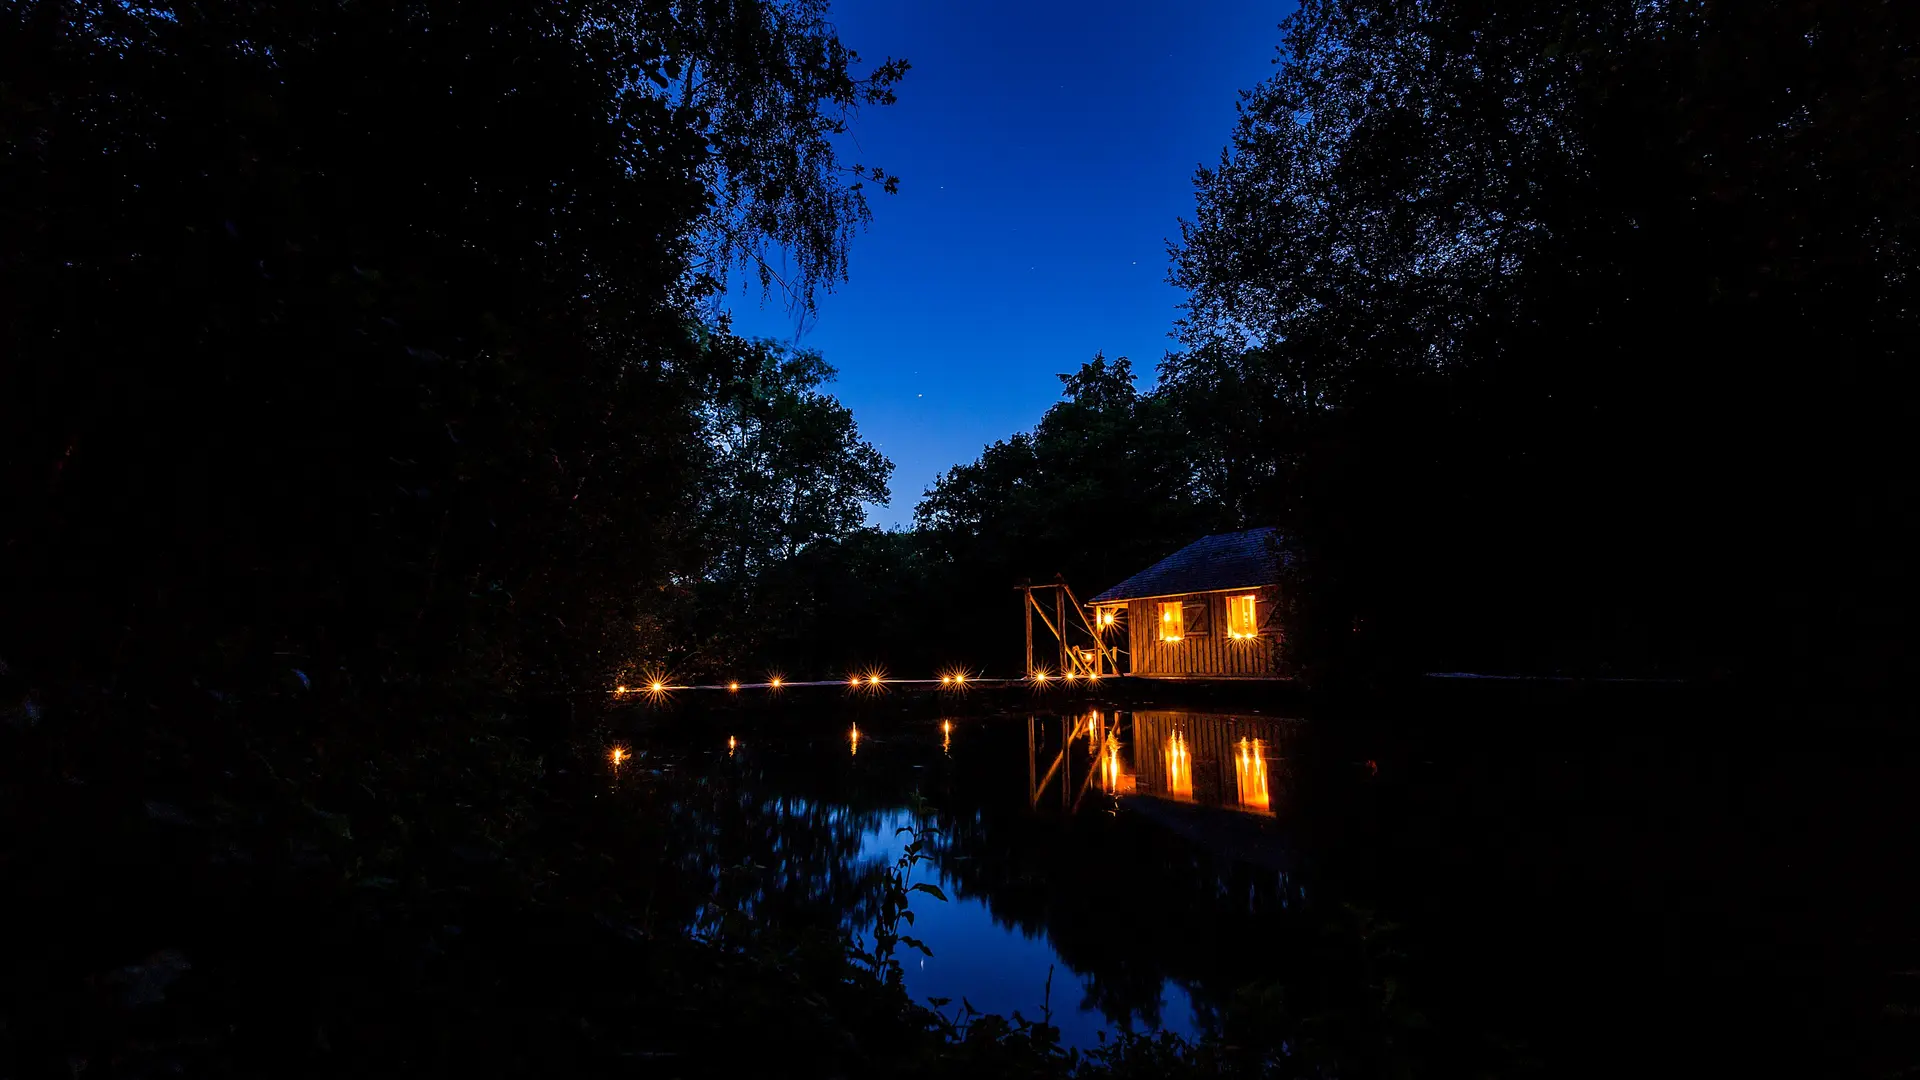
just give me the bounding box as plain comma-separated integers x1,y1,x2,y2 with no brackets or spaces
723,1,1292,528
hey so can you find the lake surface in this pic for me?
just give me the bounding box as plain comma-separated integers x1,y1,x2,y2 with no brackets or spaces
848,710,1301,1047
619,696,1919,1076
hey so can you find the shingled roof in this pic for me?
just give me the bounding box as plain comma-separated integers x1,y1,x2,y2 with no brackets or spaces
1088,527,1283,605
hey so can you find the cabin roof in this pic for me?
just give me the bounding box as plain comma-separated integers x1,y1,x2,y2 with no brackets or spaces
1088,527,1283,605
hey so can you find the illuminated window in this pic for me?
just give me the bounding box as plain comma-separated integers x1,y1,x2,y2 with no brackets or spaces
1157,600,1184,641
1227,594,1258,639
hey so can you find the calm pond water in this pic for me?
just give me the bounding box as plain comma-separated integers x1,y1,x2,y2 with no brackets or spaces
846,709,1301,1047
618,697,1919,1076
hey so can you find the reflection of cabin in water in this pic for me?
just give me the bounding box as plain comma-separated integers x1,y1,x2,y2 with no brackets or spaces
1126,711,1286,813
1089,527,1286,679
1029,710,1290,818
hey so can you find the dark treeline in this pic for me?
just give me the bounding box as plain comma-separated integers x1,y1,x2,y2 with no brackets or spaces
6,0,1913,696
1,0,1916,1075
1,0,902,700
1175,0,1916,686
755,0,1918,687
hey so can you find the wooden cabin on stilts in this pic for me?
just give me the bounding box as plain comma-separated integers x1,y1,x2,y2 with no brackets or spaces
1025,527,1289,681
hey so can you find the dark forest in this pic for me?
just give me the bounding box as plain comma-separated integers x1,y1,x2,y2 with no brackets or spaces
2,0,1915,1076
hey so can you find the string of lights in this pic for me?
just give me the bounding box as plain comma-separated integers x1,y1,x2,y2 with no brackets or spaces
608,666,1112,699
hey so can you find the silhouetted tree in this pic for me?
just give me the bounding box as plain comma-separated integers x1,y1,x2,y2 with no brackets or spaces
0,0,905,695
653,335,894,678
699,336,892,579
913,354,1232,674
1167,0,1918,681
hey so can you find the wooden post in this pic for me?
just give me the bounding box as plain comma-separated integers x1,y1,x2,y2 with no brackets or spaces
1061,714,1071,808
1024,585,1034,677
1027,715,1037,805
1055,586,1067,677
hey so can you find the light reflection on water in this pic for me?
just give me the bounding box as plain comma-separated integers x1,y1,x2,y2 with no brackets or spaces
676,707,1298,1050
856,808,1202,1047
1237,738,1271,811
1165,729,1194,799
1119,711,1286,813
643,701,1909,1075
898,709,1292,1045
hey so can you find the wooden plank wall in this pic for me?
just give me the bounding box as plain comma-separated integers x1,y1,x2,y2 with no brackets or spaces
1125,586,1280,677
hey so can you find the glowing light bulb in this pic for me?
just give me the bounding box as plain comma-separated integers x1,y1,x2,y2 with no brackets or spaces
868,675,881,686
650,680,664,693
769,677,782,689
728,681,739,692
850,676,861,687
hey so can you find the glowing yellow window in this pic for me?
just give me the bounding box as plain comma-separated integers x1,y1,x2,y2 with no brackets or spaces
1157,601,1184,641
1227,594,1258,639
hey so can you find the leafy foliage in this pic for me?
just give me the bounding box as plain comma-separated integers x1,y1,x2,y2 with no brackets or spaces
660,336,896,676
817,0,1917,688
912,354,1235,673
701,337,893,579
0,0,902,696
1162,0,1918,681
3,0,1914,1073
